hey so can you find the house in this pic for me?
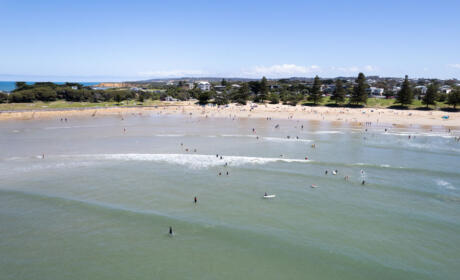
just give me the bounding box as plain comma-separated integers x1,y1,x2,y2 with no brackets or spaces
367,87,384,96
231,84,241,89
440,85,452,94
197,81,211,91
213,85,226,91
414,85,427,94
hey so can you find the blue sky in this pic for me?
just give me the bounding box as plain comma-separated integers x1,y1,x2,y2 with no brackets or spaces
1,0,459,81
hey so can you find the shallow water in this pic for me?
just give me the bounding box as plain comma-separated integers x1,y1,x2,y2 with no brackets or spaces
1,114,459,279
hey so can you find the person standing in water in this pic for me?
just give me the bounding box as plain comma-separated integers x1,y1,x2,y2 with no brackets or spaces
194,196,197,203
169,226,174,236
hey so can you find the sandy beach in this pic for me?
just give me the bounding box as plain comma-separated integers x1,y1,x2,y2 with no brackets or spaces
1,102,459,128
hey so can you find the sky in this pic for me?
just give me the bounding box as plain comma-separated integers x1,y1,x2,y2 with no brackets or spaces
0,0,459,82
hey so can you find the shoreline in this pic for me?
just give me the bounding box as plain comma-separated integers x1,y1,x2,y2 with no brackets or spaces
0,102,459,128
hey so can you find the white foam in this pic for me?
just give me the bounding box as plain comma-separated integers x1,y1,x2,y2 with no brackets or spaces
313,131,344,134
263,137,312,143
155,134,186,137
435,179,456,190
220,134,256,138
73,153,311,169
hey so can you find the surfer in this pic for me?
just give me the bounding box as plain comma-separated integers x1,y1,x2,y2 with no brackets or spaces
169,226,174,236
362,180,365,185
325,170,328,175
265,192,267,196
194,196,197,203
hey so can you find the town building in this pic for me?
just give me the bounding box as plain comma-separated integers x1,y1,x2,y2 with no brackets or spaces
197,81,211,91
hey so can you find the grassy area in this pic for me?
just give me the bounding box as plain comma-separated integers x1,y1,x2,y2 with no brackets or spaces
0,99,164,111
302,97,452,110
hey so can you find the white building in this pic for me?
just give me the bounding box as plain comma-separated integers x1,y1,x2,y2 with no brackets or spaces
185,83,195,90
414,85,427,94
368,87,384,96
197,81,211,91
440,85,452,94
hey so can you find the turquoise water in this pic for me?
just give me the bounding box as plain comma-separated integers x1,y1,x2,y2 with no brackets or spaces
0,81,99,92
0,115,459,279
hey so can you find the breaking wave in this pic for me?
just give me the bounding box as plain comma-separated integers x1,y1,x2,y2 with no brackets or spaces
68,153,312,169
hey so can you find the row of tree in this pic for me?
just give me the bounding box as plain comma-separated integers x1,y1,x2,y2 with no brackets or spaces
396,75,460,109
0,82,139,104
1,77,459,109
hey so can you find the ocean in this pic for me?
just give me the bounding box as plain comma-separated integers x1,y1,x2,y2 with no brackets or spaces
0,81,99,92
0,114,459,279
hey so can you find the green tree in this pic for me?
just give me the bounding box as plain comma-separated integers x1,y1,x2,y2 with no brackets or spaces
214,90,229,105
14,82,27,91
35,87,57,101
422,83,438,108
254,76,268,103
268,93,280,104
396,75,413,106
350,73,368,105
232,83,249,105
114,92,123,104
287,93,303,106
307,75,323,105
221,79,227,86
331,79,345,104
197,90,211,105
447,87,460,109
0,92,8,103
137,93,145,103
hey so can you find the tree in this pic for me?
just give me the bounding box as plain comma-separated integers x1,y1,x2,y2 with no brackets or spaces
137,93,145,103
350,73,368,105
221,79,227,86
268,93,279,104
331,79,345,104
422,83,438,108
14,82,28,91
447,87,460,109
114,92,123,104
255,76,268,103
214,90,229,105
197,90,211,105
232,83,249,105
396,75,413,106
0,92,8,103
308,75,323,105
35,87,57,101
